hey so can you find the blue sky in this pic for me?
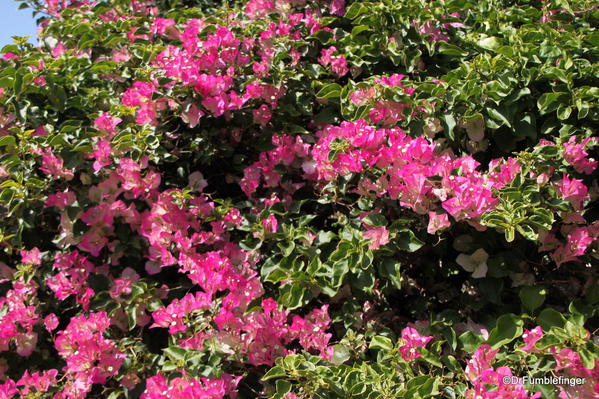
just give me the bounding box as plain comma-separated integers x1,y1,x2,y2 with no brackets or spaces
0,1,38,48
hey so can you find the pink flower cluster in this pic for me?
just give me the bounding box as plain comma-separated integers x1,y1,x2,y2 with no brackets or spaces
240,120,598,263
464,327,599,398
398,327,433,360
47,251,96,310
54,312,125,399
520,326,544,353
0,369,58,397
518,326,599,398
349,74,427,126
549,224,599,266
241,134,310,198
121,81,159,125
143,372,241,399
465,344,541,399
39,148,75,181
213,298,333,365
151,291,212,334
43,0,92,16
319,47,349,77
0,280,40,357
552,347,599,398
413,13,464,42
563,136,598,174
245,120,519,228
93,112,122,137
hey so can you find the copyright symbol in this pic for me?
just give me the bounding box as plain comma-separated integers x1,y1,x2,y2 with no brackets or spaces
502,376,512,385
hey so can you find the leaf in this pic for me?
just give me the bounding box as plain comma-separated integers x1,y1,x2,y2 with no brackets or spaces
316,83,342,99
272,380,292,399
419,348,443,368
331,344,351,365
311,29,333,44
344,2,368,20
395,229,424,252
458,331,485,353
486,107,511,128
164,346,186,362
519,286,546,312
537,308,566,330
331,259,349,288
126,304,139,330
351,25,371,38
537,92,569,115
504,226,515,242
278,283,310,310
557,104,572,120
578,347,596,369
514,113,536,139
477,36,501,51
262,366,287,381
363,214,387,227
485,314,523,349
0,136,16,147
369,336,394,351
440,113,456,141
438,42,467,57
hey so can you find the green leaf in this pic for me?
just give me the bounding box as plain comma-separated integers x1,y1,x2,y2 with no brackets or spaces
311,29,333,44
514,113,537,139
557,104,572,120
331,259,349,288
487,107,511,128
164,346,187,362
519,286,546,312
440,114,456,141
0,136,16,147
363,214,387,227
262,366,287,381
126,304,138,330
369,335,394,351
344,2,368,20
419,348,443,368
438,42,467,57
537,308,566,330
13,73,23,96
273,380,292,399
458,331,485,353
278,283,310,310
579,347,596,369
331,344,351,365
477,36,501,51
504,226,515,242
316,83,342,99
537,92,569,115
395,229,424,252
351,25,371,38
486,314,523,349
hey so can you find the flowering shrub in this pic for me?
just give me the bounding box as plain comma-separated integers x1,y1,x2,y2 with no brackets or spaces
0,0,597,397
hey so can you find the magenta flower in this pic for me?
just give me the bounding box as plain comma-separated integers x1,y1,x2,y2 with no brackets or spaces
398,327,433,361
93,112,122,136
39,148,75,181
520,326,544,352
363,226,390,249
563,136,597,174
556,174,588,211
427,211,451,234
20,248,42,266
43,313,59,332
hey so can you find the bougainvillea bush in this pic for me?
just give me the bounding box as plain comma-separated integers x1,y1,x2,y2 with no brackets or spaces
0,0,598,397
